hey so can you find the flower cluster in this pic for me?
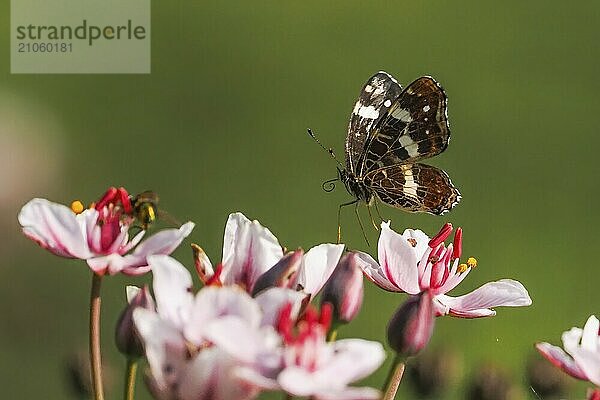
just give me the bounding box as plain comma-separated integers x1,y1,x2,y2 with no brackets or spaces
17,187,541,400
133,255,384,400
125,211,385,400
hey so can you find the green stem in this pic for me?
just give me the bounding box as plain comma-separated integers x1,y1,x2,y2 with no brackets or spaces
382,354,405,400
124,358,138,400
89,273,105,400
327,329,338,342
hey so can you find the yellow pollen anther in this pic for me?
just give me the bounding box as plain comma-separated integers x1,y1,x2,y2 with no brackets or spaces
457,264,468,273
467,257,477,268
70,200,84,214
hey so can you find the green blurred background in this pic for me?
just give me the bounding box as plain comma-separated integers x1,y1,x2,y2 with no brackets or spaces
1,1,599,399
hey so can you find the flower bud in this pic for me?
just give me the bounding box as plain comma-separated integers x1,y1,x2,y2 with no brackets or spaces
115,285,155,358
387,291,434,357
320,252,364,324
589,389,600,400
191,243,214,284
252,249,303,296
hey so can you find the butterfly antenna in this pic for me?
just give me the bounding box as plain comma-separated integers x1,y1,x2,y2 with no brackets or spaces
307,128,344,169
322,177,338,193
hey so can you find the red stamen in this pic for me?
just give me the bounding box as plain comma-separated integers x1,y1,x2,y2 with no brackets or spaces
276,302,294,343
319,303,333,332
95,187,118,210
205,263,223,287
429,243,446,264
428,223,453,248
117,187,133,214
303,307,318,326
453,228,463,260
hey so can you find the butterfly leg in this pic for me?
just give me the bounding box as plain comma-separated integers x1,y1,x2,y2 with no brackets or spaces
337,199,358,244
374,200,385,223
367,204,379,231
354,202,370,247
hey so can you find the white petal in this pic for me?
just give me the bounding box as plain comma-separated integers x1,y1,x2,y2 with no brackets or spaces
254,287,307,327
355,251,402,292
129,222,194,260
184,286,261,344
203,318,282,364
296,244,345,297
436,279,531,317
132,308,187,393
319,339,386,383
377,222,420,294
18,198,93,259
536,342,588,380
179,348,259,400
564,316,600,386
149,255,194,330
314,387,382,400
278,366,323,396
235,367,281,390
581,316,600,352
112,223,194,274
279,339,384,397
400,228,430,260
221,212,283,292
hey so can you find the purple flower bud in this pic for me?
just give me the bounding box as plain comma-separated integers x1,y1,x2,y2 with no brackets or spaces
320,252,364,324
251,249,303,296
387,291,435,357
115,285,155,358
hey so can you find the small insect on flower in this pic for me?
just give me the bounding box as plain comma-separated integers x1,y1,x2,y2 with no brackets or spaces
77,187,176,230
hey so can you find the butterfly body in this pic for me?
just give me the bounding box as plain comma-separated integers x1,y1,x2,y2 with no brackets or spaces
341,71,461,216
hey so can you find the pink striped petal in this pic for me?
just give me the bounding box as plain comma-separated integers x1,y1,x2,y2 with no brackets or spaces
221,213,283,292
18,198,93,259
536,342,588,380
355,251,402,292
435,279,531,318
115,222,194,274
564,316,600,386
377,222,420,294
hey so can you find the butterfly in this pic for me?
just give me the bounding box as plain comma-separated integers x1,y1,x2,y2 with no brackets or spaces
311,71,461,242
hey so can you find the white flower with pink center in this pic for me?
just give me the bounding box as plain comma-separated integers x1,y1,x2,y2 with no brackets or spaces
18,187,194,275
133,255,305,400
358,221,531,318
537,315,600,386
271,304,385,400
199,212,344,298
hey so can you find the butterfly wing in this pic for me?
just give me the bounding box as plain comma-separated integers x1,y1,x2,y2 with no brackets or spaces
346,71,403,174
358,76,450,176
364,163,460,215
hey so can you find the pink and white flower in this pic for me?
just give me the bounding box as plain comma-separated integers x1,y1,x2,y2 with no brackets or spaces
358,222,531,318
134,255,384,400
200,212,344,299
536,315,600,386
133,255,304,400
18,189,194,275
240,303,385,400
